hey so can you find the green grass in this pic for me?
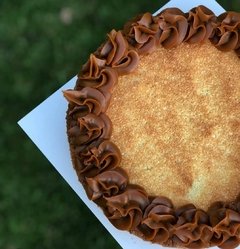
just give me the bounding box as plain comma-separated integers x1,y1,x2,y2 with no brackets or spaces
0,0,239,248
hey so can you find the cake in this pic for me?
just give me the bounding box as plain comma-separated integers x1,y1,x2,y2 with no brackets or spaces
63,5,240,248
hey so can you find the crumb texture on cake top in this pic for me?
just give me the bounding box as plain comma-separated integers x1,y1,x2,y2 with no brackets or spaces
106,41,240,210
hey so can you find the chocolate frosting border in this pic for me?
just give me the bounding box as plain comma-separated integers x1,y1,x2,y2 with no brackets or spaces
64,5,240,249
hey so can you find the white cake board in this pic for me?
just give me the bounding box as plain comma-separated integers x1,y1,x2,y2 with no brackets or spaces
18,1,227,248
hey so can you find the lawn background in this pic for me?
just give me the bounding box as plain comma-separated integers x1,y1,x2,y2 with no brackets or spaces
1,1,239,248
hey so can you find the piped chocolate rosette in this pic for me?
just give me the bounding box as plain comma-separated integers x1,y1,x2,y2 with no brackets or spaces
63,6,240,248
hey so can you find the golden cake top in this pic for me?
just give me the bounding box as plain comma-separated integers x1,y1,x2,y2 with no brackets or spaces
107,41,240,210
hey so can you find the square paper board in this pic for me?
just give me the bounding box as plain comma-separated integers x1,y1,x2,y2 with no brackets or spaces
18,1,227,248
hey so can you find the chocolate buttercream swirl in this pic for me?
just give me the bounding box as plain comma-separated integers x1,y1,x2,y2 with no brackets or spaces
76,56,118,107
79,54,116,92
63,87,107,116
104,185,149,230
81,54,106,79
74,140,121,177
185,5,217,43
99,30,139,75
208,202,240,248
68,113,112,146
137,197,176,243
100,30,128,65
211,11,240,52
157,8,188,49
85,167,128,200
123,12,160,54
172,205,213,248
77,67,118,94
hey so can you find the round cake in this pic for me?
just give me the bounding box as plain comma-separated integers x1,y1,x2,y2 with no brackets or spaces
64,5,240,248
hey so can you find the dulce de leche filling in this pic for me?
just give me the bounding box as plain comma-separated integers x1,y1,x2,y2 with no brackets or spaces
106,41,240,210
